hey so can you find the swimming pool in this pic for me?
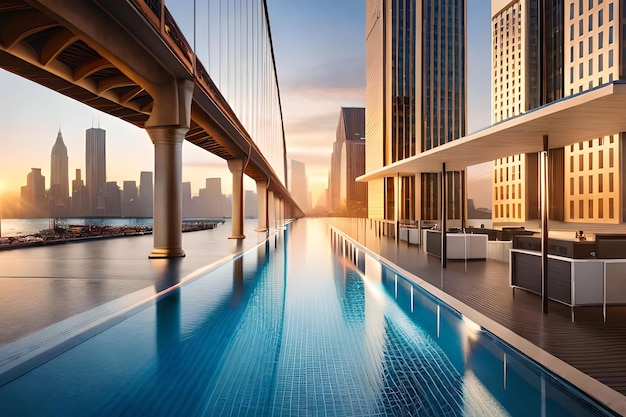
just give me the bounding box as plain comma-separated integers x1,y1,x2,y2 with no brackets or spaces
0,219,617,416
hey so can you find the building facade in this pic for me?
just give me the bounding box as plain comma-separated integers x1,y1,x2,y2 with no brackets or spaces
491,0,565,224
365,0,467,224
492,0,626,225
122,180,137,218
138,171,153,218
20,168,46,218
50,129,69,215
85,127,106,215
71,169,87,217
329,107,367,216
290,160,309,212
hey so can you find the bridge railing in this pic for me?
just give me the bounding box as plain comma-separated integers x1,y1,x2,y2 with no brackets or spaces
131,0,194,73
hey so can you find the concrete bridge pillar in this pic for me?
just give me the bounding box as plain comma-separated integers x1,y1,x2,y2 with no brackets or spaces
147,126,187,258
228,159,245,239
268,190,275,229
146,79,194,258
255,179,269,232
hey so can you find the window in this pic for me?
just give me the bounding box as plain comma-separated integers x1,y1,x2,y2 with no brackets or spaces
579,176,584,194
599,9,604,26
570,155,574,172
589,58,593,76
589,152,593,169
589,14,593,31
609,3,614,21
599,150,604,168
570,46,574,62
589,36,594,53
570,177,575,195
579,62,584,78
609,26,614,44
589,175,593,193
579,41,584,57
599,32,604,48
579,200,584,218
579,0,583,15
589,0,593,9
609,49,614,67
570,24,575,40
609,198,614,219
579,19,584,36
609,148,614,167
570,201,575,219
609,172,614,192
599,173,604,192
599,198,604,218
589,200,594,218
579,154,584,170
570,3,574,19
599,54,604,71
570,67,574,83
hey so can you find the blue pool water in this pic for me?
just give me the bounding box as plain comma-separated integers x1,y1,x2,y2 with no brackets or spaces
0,219,616,416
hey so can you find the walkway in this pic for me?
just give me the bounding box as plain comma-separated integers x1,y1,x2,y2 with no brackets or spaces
328,218,626,400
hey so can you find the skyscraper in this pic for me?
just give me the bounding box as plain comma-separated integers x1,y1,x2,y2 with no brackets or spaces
290,160,309,212
364,0,467,223
493,0,626,225
50,129,69,215
122,180,138,218
85,127,106,215
491,0,565,224
20,168,46,218
329,107,367,216
138,171,153,218
71,169,87,217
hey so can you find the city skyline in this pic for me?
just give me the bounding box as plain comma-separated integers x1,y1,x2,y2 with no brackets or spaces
0,1,492,214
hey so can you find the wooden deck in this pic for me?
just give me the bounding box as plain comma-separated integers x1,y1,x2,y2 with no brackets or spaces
329,219,626,401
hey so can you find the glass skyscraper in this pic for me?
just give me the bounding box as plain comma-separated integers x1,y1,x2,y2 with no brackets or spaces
365,0,467,223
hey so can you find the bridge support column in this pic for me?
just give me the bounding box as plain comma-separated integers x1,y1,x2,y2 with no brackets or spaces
148,126,187,258
268,191,275,229
255,180,269,232
228,159,245,239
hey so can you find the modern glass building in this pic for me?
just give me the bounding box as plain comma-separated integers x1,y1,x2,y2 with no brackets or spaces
365,0,467,224
329,107,367,216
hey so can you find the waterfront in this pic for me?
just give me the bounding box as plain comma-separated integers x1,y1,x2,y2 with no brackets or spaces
0,218,263,347
0,218,228,237
0,219,617,416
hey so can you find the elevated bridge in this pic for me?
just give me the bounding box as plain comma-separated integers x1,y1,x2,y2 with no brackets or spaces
0,0,303,257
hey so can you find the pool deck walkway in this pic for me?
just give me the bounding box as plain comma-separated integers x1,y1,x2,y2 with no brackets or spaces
329,218,626,412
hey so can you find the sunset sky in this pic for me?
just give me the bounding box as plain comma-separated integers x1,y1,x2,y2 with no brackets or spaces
0,1,492,213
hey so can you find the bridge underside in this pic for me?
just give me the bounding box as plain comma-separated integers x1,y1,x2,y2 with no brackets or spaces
0,0,302,256
0,1,284,186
